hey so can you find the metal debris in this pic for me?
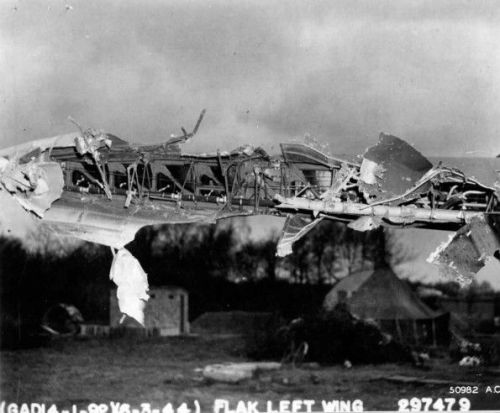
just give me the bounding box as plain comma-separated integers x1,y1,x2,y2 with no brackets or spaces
0,156,64,217
359,133,433,204
163,109,206,147
109,248,149,325
276,214,324,257
202,362,281,383
427,215,500,282
0,190,38,238
0,112,498,295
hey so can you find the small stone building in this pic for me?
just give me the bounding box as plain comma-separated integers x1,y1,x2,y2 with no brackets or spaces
110,286,189,336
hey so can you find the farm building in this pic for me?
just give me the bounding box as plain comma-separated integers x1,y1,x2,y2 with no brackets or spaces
191,311,274,336
323,266,449,345
110,286,189,336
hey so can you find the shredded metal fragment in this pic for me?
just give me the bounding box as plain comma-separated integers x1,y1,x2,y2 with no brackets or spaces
0,157,64,217
109,248,149,325
427,215,500,281
276,214,323,257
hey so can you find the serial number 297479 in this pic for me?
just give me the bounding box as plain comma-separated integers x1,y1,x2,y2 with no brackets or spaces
397,397,471,411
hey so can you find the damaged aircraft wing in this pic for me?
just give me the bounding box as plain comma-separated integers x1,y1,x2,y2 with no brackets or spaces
1,112,499,321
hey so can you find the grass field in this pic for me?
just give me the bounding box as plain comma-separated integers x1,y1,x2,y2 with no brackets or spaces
1,335,500,411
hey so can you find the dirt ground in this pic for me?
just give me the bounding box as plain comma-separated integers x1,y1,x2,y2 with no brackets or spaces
1,335,500,411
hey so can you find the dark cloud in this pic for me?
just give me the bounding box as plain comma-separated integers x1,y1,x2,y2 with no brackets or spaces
1,0,499,156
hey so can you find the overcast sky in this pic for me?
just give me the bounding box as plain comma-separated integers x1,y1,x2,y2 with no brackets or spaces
1,0,500,156
2,0,500,288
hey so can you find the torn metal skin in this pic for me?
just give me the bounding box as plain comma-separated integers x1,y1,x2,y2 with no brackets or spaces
109,248,149,325
1,112,499,322
359,133,433,204
427,215,500,284
0,155,64,217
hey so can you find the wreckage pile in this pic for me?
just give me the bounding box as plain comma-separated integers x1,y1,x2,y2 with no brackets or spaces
251,306,412,365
